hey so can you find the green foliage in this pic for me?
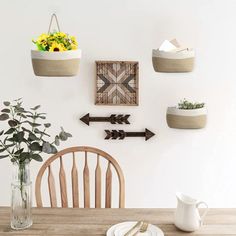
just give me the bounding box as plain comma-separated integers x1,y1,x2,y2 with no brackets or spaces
0,99,72,164
178,99,205,110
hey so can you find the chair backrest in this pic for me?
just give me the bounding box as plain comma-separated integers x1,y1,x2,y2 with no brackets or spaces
35,146,125,208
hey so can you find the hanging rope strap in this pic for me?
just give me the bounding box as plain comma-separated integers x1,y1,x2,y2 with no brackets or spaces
48,13,61,34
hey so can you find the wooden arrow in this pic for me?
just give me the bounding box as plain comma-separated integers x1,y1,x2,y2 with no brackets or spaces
80,113,130,126
105,129,155,141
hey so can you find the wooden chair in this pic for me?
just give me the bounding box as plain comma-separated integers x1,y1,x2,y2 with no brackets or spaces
35,146,125,208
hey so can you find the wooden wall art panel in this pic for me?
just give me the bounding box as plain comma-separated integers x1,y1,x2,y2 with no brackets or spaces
95,61,139,106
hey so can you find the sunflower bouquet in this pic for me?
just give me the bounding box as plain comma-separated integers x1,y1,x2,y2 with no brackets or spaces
33,32,78,52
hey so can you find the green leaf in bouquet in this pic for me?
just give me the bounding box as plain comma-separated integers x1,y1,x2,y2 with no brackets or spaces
4,128,15,135
50,145,57,154
0,113,9,121
13,98,22,102
44,123,51,128
3,101,10,106
30,105,41,110
28,121,41,127
19,152,30,162
1,108,10,113
0,155,8,159
34,128,50,137
42,142,52,154
0,148,6,153
55,135,60,146
59,131,68,141
28,132,38,141
14,148,24,155
29,142,42,151
65,132,72,138
22,127,31,133
17,113,27,118
13,132,24,143
8,120,18,127
31,154,43,162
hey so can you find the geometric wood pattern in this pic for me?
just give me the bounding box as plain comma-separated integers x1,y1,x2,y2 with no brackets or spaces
95,61,139,106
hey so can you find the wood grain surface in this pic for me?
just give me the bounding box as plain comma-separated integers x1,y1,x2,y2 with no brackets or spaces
0,208,235,235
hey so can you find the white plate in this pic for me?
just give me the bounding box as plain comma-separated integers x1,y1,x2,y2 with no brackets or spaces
107,221,164,236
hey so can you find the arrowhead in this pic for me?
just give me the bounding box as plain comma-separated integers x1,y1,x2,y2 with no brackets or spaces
105,130,112,139
80,113,90,126
119,130,126,139
123,115,130,124
145,129,155,141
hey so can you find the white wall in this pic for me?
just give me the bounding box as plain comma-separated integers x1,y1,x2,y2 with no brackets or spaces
0,0,236,207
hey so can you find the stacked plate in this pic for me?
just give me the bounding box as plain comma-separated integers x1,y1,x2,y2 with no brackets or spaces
107,221,164,236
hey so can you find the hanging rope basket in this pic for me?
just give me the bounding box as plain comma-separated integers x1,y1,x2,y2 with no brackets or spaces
31,14,81,77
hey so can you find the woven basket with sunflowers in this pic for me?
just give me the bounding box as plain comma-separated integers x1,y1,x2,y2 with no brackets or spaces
31,14,81,77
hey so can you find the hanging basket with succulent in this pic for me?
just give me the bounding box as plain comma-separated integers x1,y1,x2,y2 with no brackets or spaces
31,14,81,77
166,99,207,129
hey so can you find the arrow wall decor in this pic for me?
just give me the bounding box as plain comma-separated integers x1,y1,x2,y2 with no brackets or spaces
80,113,130,126
105,129,155,141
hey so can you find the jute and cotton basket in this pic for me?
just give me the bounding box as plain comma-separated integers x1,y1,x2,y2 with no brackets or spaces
31,50,81,77
152,49,195,73
166,107,207,129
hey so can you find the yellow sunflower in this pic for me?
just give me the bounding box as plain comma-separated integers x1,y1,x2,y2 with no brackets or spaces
55,32,67,38
37,33,49,43
49,42,66,52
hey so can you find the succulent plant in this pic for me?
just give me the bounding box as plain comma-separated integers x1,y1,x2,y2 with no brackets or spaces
0,98,72,164
178,99,205,110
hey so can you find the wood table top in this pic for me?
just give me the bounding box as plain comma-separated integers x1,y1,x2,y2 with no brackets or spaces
0,207,236,235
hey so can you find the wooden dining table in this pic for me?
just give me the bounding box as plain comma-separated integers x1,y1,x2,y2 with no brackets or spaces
0,207,235,235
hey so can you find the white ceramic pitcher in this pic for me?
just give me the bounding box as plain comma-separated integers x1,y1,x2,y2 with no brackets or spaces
174,192,209,232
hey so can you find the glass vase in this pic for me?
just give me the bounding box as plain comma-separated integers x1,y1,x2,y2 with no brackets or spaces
11,161,32,230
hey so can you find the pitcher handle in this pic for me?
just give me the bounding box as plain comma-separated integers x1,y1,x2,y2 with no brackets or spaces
196,201,209,225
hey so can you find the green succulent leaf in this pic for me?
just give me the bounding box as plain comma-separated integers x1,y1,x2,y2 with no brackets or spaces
0,130,4,136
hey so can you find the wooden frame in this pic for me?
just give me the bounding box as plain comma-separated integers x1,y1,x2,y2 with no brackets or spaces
95,61,139,106
35,146,125,208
